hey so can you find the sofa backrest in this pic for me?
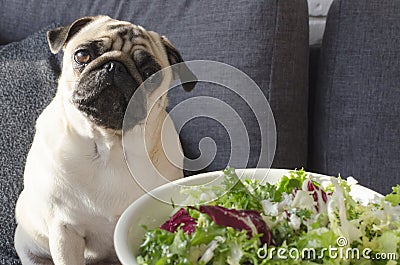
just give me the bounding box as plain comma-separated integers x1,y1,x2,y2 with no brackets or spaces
1,0,309,171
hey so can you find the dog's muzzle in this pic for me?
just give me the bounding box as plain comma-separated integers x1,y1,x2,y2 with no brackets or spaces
72,60,147,130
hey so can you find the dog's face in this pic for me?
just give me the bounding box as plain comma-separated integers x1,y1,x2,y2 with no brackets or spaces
47,16,195,130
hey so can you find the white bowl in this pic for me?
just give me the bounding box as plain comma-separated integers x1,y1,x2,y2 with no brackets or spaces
113,168,382,265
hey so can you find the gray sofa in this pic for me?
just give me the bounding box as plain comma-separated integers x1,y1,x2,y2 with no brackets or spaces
0,0,399,264
309,0,400,192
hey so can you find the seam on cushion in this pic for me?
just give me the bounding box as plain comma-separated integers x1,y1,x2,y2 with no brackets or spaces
266,0,279,166
325,0,343,172
267,0,279,103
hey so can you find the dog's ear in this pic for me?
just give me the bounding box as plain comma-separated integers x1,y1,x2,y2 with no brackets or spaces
47,16,96,54
161,36,197,92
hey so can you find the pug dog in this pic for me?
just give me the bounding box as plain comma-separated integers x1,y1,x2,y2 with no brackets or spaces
14,15,195,265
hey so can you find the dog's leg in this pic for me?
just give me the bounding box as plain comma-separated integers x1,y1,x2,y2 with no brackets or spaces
15,225,34,265
15,225,54,265
48,222,85,265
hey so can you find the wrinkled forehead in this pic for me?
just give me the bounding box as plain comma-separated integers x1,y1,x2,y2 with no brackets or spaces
65,17,164,59
78,17,153,41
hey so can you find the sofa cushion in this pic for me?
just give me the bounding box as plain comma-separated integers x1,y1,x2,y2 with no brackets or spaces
310,0,400,194
0,25,59,265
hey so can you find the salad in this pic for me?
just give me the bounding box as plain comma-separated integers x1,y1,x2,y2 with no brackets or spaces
137,168,400,264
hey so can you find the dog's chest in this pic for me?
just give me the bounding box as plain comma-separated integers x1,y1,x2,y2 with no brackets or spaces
55,139,141,256
59,139,140,218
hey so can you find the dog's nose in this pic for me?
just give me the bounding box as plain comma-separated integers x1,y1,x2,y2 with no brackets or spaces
102,61,138,98
103,61,128,74
103,61,115,71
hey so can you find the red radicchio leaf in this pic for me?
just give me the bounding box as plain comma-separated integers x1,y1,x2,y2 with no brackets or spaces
160,208,197,235
306,180,328,211
198,205,272,245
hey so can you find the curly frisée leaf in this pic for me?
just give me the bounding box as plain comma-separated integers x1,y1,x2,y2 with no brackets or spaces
219,167,263,210
385,185,400,206
275,169,308,194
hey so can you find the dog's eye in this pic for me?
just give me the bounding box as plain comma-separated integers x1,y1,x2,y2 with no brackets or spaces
143,70,155,80
74,49,92,65
143,70,161,83
143,69,162,89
